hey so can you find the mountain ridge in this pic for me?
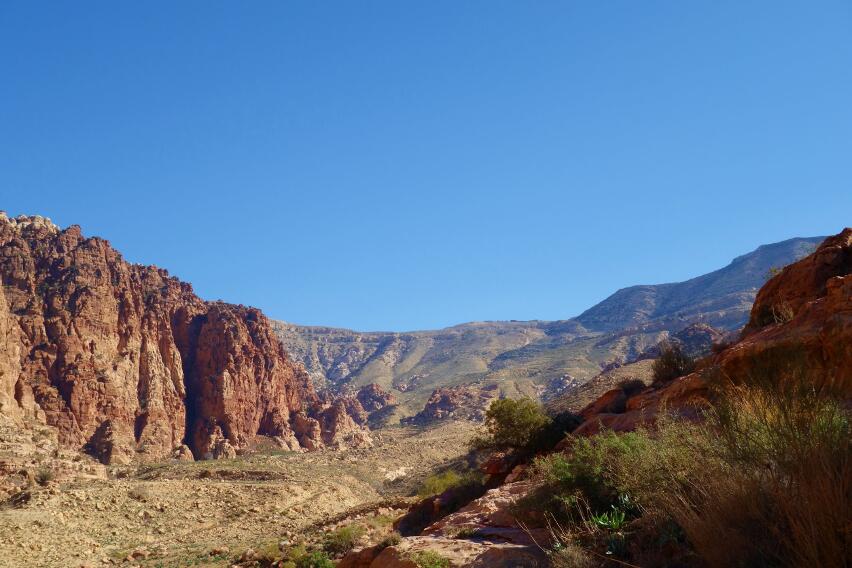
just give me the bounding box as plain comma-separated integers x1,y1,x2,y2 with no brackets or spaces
276,235,826,418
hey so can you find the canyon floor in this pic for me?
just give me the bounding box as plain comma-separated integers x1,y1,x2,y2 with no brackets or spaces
0,420,477,568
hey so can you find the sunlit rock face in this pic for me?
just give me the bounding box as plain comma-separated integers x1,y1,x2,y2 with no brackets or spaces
0,212,363,463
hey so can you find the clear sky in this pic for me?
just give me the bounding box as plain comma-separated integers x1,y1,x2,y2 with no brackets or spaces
2,2,851,331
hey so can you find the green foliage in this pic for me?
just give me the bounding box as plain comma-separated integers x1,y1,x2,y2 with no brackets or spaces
651,342,695,385
408,550,450,568
591,508,626,530
483,397,551,450
549,541,593,568
452,526,480,539
376,532,401,551
535,351,850,568
294,551,334,568
521,433,643,525
322,524,365,556
417,469,482,497
536,410,584,451
475,398,581,455
608,364,851,568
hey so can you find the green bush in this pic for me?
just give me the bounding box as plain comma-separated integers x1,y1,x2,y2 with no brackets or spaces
651,342,695,385
322,524,365,556
608,366,851,568
408,550,450,568
417,469,481,497
376,532,401,550
549,541,593,568
295,551,334,568
475,398,580,455
483,398,551,450
751,301,796,329
525,432,643,522
531,351,851,568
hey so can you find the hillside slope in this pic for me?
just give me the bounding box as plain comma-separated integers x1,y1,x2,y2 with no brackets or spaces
576,236,824,331
277,236,824,417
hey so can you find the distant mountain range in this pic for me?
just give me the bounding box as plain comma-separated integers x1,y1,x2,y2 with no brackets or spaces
576,236,824,331
275,235,825,418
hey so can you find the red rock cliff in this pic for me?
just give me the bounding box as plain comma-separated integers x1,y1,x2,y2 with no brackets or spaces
0,213,329,463
725,227,851,391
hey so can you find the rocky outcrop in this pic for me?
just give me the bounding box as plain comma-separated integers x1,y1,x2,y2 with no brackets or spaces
348,482,547,567
356,383,397,413
571,228,852,436
633,322,725,361
727,227,852,391
405,384,499,425
0,213,358,463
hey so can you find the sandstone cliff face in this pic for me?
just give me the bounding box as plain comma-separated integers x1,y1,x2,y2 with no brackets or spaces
726,228,852,391
0,213,344,463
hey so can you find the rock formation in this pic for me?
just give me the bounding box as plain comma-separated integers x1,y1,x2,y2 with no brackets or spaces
572,227,851,436
727,227,852,390
0,213,364,463
348,229,850,568
404,383,499,425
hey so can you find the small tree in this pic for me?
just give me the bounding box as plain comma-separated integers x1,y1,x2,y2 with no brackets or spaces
652,342,695,385
482,398,551,451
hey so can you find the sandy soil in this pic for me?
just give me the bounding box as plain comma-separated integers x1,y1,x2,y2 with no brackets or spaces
0,420,477,567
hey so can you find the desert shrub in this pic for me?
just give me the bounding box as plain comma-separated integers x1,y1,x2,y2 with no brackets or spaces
651,342,695,385
322,524,365,556
474,398,580,455
294,551,334,568
549,540,594,568
610,366,851,568
376,532,401,551
481,397,551,450
451,526,479,539
34,467,54,486
398,472,487,536
617,378,646,397
279,544,308,567
363,513,395,531
751,301,796,329
408,550,450,568
525,433,643,522
417,469,481,497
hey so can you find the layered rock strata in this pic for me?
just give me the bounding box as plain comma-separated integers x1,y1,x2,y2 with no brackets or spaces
0,213,371,463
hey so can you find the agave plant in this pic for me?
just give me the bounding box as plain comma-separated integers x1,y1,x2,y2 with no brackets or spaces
591,508,627,531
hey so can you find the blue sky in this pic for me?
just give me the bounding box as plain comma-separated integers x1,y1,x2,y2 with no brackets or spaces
2,2,851,331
